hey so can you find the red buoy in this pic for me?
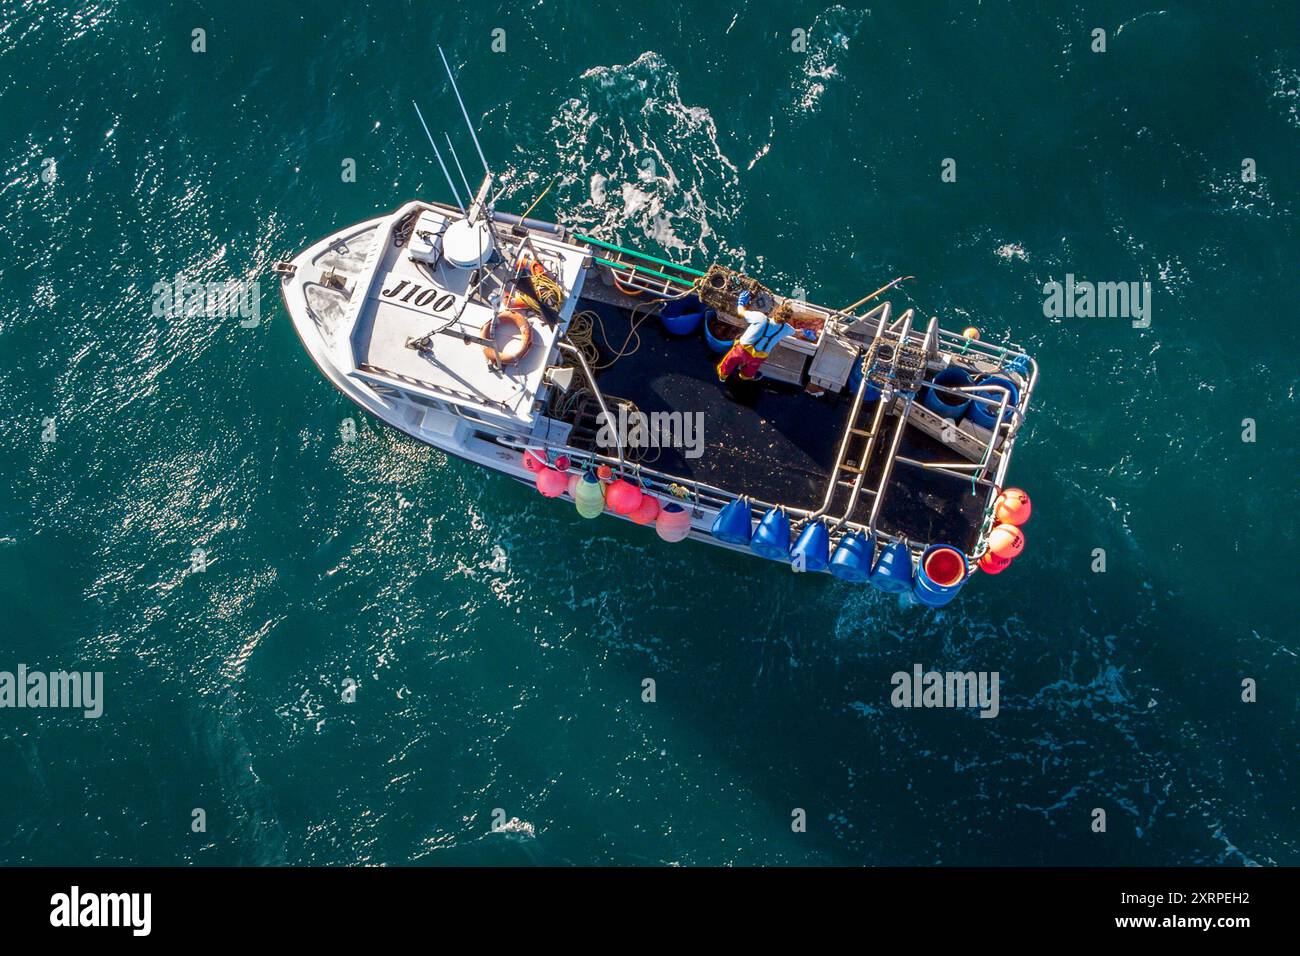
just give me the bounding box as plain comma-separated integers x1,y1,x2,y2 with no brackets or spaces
605,479,644,516
978,551,1011,575
535,467,568,498
629,495,661,526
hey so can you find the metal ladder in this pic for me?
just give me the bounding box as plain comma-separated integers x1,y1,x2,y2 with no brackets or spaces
853,313,937,535
813,309,938,532
806,307,902,523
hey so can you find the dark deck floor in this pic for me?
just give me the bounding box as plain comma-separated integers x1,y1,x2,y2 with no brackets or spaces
569,298,986,551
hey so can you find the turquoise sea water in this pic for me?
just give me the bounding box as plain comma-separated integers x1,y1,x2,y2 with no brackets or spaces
0,0,1296,865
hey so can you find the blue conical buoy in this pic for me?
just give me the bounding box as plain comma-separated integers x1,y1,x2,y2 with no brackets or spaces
829,532,875,583
750,507,791,561
789,521,830,573
711,498,753,545
869,540,914,593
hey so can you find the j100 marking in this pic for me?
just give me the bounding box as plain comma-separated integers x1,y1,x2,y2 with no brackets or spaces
380,280,458,313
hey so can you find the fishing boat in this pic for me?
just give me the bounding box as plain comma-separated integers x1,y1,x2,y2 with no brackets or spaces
275,52,1038,605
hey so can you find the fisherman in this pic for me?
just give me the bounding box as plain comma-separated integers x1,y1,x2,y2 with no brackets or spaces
716,292,816,382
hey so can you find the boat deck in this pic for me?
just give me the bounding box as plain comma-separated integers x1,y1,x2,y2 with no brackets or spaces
574,298,987,551
347,205,589,425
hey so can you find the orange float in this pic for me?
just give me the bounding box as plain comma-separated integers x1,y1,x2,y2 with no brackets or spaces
987,523,1025,559
995,488,1032,525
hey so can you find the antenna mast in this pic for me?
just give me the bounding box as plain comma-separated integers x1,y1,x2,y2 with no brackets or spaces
412,100,466,214
438,46,491,176
444,132,474,200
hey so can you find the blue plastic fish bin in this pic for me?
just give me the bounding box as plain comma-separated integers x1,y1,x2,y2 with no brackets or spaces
868,540,914,593
660,296,706,336
789,521,830,573
848,354,881,401
911,544,968,607
750,508,792,561
829,532,875,583
922,365,974,419
702,309,735,354
963,375,1020,430
710,497,753,545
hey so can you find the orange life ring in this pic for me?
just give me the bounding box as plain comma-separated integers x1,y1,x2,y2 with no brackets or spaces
480,310,533,366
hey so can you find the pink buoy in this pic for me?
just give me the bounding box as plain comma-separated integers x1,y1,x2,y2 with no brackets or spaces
522,450,546,473
605,479,644,516
655,502,692,542
567,473,580,497
629,495,661,526
536,467,568,498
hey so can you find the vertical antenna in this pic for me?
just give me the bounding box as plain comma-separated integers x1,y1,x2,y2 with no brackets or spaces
412,100,465,213
444,132,474,200
438,45,490,175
